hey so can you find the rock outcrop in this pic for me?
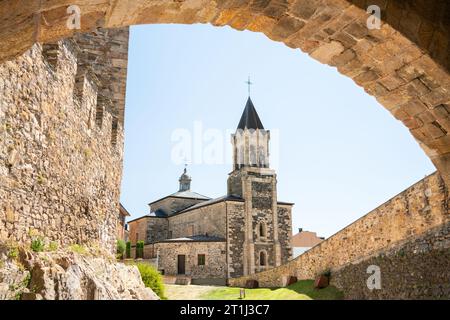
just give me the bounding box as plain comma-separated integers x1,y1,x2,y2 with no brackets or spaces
0,244,159,300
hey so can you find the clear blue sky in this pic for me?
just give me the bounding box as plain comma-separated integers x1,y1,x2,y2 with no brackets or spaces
120,24,435,238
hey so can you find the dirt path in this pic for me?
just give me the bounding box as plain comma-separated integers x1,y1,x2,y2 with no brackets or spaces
165,284,223,300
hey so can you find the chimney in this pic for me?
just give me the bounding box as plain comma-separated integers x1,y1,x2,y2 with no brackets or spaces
298,228,303,233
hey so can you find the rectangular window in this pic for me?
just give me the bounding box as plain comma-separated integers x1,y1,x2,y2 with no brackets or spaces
198,254,205,266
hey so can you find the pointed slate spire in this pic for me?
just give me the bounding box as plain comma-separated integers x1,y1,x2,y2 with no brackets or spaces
237,97,264,130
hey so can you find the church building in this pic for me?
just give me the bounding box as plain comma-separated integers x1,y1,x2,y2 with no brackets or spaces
127,97,293,285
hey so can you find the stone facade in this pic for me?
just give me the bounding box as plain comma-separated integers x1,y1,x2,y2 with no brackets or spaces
227,167,293,276
127,217,149,244
154,241,227,282
146,217,170,243
169,202,227,239
229,172,450,299
127,98,293,282
277,205,293,262
226,202,246,278
0,28,128,252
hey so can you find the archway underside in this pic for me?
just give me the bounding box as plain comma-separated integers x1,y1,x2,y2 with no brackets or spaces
0,0,449,184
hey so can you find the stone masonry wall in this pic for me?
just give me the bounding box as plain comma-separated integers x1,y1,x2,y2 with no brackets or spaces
226,202,246,278
147,217,169,243
0,30,128,252
72,28,129,125
331,221,450,299
128,216,169,245
154,241,227,280
128,218,149,244
251,180,276,273
277,205,293,264
168,202,227,239
229,172,449,299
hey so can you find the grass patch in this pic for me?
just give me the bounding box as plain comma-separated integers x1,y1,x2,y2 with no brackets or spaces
68,244,87,255
200,280,343,300
7,246,19,259
30,238,45,252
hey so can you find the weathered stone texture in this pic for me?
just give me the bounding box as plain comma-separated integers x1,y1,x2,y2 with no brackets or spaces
169,202,227,239
128,201,228,248
227,202,246,278
0,29,127,252
154,241,227,280
0,244,158,300
277,205,292,264
146,217,169,243
227,167,293,277
229,172,449,299
72,27,129,124
128,217,150,245
331,222,450,299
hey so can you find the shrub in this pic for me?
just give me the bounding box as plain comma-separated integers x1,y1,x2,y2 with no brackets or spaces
136,262,165,299
116,240,126,259
31,237,45,252
69,244,87,255
136,241,144,259
126,241,131,259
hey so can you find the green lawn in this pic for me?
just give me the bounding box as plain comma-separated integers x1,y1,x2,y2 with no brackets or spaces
200,280,344,300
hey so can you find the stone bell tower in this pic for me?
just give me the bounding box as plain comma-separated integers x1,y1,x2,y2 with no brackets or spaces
228,97,283,276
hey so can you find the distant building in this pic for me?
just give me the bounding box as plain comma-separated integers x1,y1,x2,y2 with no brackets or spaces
117,203,131,241
291,228,324,258
127,97,293,285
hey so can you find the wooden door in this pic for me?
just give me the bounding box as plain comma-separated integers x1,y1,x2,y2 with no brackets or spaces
177,255,186,275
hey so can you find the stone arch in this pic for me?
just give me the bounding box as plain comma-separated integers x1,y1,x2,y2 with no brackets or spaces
0,0,449,185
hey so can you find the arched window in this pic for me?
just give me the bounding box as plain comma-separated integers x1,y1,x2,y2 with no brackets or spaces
259,251,267,266
258,222,266,238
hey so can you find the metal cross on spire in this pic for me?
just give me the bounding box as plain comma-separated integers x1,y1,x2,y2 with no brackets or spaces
183,158,188,174
245,76,253,96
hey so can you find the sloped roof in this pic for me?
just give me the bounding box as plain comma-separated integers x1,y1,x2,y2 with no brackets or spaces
148,190,210,206
119,203,131,216
170,190,210,199
158,235,226,242
237,97,264,130
174,195,244,215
